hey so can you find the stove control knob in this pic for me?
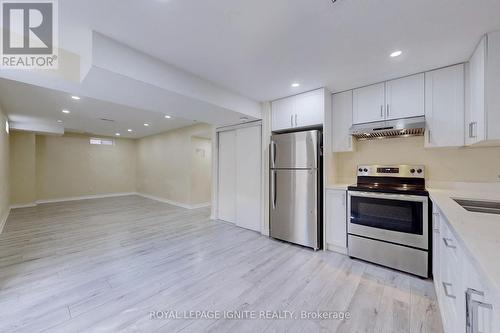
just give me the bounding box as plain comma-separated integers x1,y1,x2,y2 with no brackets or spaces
358,168,363,172
410,168,416,174
417,169,423,174
363,168,368,172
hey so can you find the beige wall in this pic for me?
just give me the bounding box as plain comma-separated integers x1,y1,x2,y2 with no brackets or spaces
190,136,212,204
0,108,9,230
332,136,500,184
7,124,213,208
136,123,212,205
36,133,136,201
10,131,36,205
9,132,136,204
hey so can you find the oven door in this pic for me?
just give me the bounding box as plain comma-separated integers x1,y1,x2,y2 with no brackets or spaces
348,191,428,250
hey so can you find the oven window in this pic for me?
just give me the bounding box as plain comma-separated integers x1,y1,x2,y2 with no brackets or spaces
350,196,423,234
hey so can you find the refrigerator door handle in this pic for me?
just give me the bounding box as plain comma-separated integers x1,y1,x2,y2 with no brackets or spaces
271,170,277,209
270,140,277,169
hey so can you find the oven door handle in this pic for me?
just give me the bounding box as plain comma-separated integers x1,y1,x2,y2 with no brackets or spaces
348,191,428,203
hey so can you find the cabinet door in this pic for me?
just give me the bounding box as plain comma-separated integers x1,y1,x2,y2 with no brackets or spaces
352,83,385,124
217,130,237,223
271,98,295,131
294,89,324,128
385,73,425,120
332,91,354,152
467,36,487,145
325,189,347,252
432,210,441,285
425,64,465,148
236,125,262,232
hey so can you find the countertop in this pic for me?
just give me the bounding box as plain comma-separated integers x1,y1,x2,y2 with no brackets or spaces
429,188,500,296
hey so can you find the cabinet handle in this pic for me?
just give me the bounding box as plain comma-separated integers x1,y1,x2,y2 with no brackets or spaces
295,114,298,127
428,129,431,144
442,282,456,299
290,115,294,127
471,122,477,138
466,288,493,333
443,237,456,249
380,105,384,118
386,104,390,118
468,122,473,138
432,212,439,232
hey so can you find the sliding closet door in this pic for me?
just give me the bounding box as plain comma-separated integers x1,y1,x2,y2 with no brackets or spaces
236,125,262,232
217,130,237,223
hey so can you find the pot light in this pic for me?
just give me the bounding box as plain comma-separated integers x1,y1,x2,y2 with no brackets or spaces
71,96,80,100
115,133,121,136
62,109,70,114
390,50,402,58
57,120,63,123
240,117,249,122
291,82,300,88
127,129,132,132
144,123,150,127
164,115,171,119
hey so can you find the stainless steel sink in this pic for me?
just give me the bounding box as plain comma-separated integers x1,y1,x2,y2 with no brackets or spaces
453,199,500,215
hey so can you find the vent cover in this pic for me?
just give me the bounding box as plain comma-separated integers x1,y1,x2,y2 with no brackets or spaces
349,116,426,140
353,127,425,140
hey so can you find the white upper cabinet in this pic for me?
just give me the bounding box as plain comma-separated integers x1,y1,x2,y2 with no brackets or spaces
332,90,354,152
352,83,385,124
271,97,295,132
271,88,325,131
466,30,500,146
385,73,425,120
425,64,465,148
294,89,324,128
352,74,424,125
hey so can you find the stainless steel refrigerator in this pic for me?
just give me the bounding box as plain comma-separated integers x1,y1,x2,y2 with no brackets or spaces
270,130,322,250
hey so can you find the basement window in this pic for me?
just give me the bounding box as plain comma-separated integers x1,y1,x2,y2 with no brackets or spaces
90,138,114,146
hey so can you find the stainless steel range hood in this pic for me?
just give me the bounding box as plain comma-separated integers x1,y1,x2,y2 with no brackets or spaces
349,116,426,140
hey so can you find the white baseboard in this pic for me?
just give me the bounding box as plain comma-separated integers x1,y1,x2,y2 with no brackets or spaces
136,193,211,210
10,203,37,209
35,192,138,205
0,208,10,234
9,193,138,210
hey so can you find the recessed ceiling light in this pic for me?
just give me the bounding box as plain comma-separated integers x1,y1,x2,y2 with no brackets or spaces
115,133,121,136
291,82,300,88
390,50,403,58
127,129,132,132
240,117,249,122
164,115,171,119
71,96,80,100
62,109,70,114
144,123,150,127
57,120,63,123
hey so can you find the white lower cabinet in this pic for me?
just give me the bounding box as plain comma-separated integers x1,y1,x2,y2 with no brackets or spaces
325,189,347,253
432,203,499,333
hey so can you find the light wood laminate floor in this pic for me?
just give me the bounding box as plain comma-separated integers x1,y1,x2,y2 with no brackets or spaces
0,195,443,333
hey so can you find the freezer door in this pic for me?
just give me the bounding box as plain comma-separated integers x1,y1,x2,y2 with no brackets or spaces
270,169,319,249
270,130,319,169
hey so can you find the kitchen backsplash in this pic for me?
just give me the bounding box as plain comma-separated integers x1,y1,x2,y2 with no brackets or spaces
331,136,500,184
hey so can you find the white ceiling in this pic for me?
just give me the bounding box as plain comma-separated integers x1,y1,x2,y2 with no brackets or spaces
0,78,199,139
61,0,500,101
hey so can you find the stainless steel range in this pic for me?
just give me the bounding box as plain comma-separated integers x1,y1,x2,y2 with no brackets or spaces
347,165,430,278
